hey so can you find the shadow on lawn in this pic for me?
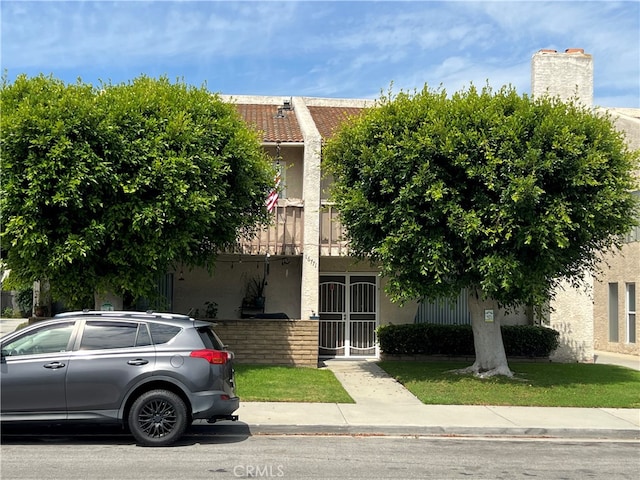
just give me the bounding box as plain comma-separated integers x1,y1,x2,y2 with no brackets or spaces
377,361,640,388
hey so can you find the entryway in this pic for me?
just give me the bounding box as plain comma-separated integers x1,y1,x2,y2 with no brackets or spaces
318,274,378,358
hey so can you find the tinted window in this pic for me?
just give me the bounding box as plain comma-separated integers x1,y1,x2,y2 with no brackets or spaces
80,321,139,350
2,322,75,356
148,323,181,345
198,327,225,350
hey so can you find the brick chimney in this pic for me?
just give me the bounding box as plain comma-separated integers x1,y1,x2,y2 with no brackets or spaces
531,48,593,106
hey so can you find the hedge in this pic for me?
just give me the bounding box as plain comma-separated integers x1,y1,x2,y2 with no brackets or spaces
377,323,559,358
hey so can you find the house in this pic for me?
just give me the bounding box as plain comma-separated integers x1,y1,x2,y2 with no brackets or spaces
169,48,638,366
531,49,640,361
170,95,418,366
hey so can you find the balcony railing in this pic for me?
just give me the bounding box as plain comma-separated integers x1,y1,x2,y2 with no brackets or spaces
319,203,350,256
234,201,304,255
231,201,350,256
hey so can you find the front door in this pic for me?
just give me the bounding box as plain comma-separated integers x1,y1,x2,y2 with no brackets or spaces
318,274,378,358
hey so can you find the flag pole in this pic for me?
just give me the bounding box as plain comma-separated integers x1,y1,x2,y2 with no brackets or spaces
266,140,281,213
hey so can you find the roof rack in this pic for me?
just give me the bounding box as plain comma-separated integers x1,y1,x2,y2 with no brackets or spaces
54,310,191,321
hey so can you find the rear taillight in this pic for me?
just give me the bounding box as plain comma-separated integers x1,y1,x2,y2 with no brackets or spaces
190,349,229,365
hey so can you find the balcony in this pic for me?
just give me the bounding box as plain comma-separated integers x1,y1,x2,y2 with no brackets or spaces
234,201,304,255
231,201,350,257
319,202,350,256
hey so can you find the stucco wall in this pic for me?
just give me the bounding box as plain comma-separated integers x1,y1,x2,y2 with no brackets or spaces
172,257,302,320
548,275,594,362
263,144,305,201
212,318,318,367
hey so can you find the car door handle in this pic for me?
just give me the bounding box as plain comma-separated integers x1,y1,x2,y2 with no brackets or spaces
127,359,149,366
44,362,66,369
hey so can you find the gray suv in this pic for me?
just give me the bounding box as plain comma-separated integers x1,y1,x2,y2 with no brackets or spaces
0,310,239,446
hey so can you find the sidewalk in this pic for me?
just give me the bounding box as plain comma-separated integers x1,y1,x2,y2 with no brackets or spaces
595,350,640,371
232,359,640,440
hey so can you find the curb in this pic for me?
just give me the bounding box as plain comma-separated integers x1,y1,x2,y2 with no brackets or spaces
195,422,640,441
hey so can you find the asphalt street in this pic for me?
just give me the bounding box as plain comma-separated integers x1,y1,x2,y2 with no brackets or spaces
1,434,639,480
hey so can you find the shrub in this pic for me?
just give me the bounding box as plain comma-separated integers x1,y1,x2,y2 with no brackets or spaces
378,323,559,358
15,288,33,315
501,325,559,357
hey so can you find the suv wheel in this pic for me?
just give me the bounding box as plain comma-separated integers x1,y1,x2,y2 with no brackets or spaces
128,389,188,446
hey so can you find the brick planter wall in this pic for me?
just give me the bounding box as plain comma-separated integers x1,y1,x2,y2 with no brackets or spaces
211,318,319,368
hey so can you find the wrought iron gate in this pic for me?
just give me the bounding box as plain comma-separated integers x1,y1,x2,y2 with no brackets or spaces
318,275,378,358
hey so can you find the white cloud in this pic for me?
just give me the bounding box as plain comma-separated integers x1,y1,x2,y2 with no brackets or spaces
1,1,637,106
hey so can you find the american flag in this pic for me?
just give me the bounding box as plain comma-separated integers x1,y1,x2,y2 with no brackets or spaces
266,166,281,213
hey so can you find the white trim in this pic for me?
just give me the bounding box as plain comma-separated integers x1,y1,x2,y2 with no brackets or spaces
626,283,636,344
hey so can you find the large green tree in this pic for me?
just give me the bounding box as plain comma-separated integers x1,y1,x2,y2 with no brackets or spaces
324,85,639,376
1,74,274,307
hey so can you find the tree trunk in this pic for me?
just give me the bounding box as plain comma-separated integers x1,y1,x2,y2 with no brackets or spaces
460,289,513,377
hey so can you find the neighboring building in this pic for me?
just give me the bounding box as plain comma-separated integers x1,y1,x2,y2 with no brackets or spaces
591,113,639,356
531,49,640,360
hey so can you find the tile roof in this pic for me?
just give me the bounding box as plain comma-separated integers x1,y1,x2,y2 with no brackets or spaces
233,102,367,143
234,104,303,143
308,106,364,140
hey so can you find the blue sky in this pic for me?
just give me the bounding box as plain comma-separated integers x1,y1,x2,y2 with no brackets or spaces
2,1,639,107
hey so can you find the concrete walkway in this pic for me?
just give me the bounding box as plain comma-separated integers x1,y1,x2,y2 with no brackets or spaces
595,350,640,371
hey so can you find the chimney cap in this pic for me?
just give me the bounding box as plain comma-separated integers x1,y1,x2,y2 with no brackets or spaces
565,48,585,54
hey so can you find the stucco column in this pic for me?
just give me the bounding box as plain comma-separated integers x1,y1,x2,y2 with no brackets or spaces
548,275,595,362
531,48,596,361
293,97,322,319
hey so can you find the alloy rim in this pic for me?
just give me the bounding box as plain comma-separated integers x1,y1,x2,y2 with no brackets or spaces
137,399,177,438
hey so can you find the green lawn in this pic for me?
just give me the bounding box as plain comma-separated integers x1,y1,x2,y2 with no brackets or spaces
233,361,640,408
377,361,640,408
234,364,354,403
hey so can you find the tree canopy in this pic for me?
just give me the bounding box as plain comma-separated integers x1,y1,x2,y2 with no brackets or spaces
1,74,274,307
325,84,638,377
324,85,638,312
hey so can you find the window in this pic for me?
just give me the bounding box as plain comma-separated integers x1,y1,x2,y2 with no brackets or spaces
197,326,225,350
148,323,181,345
80,321,141,350
609,283,619,342
1,322,75,356
627,283,636,344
